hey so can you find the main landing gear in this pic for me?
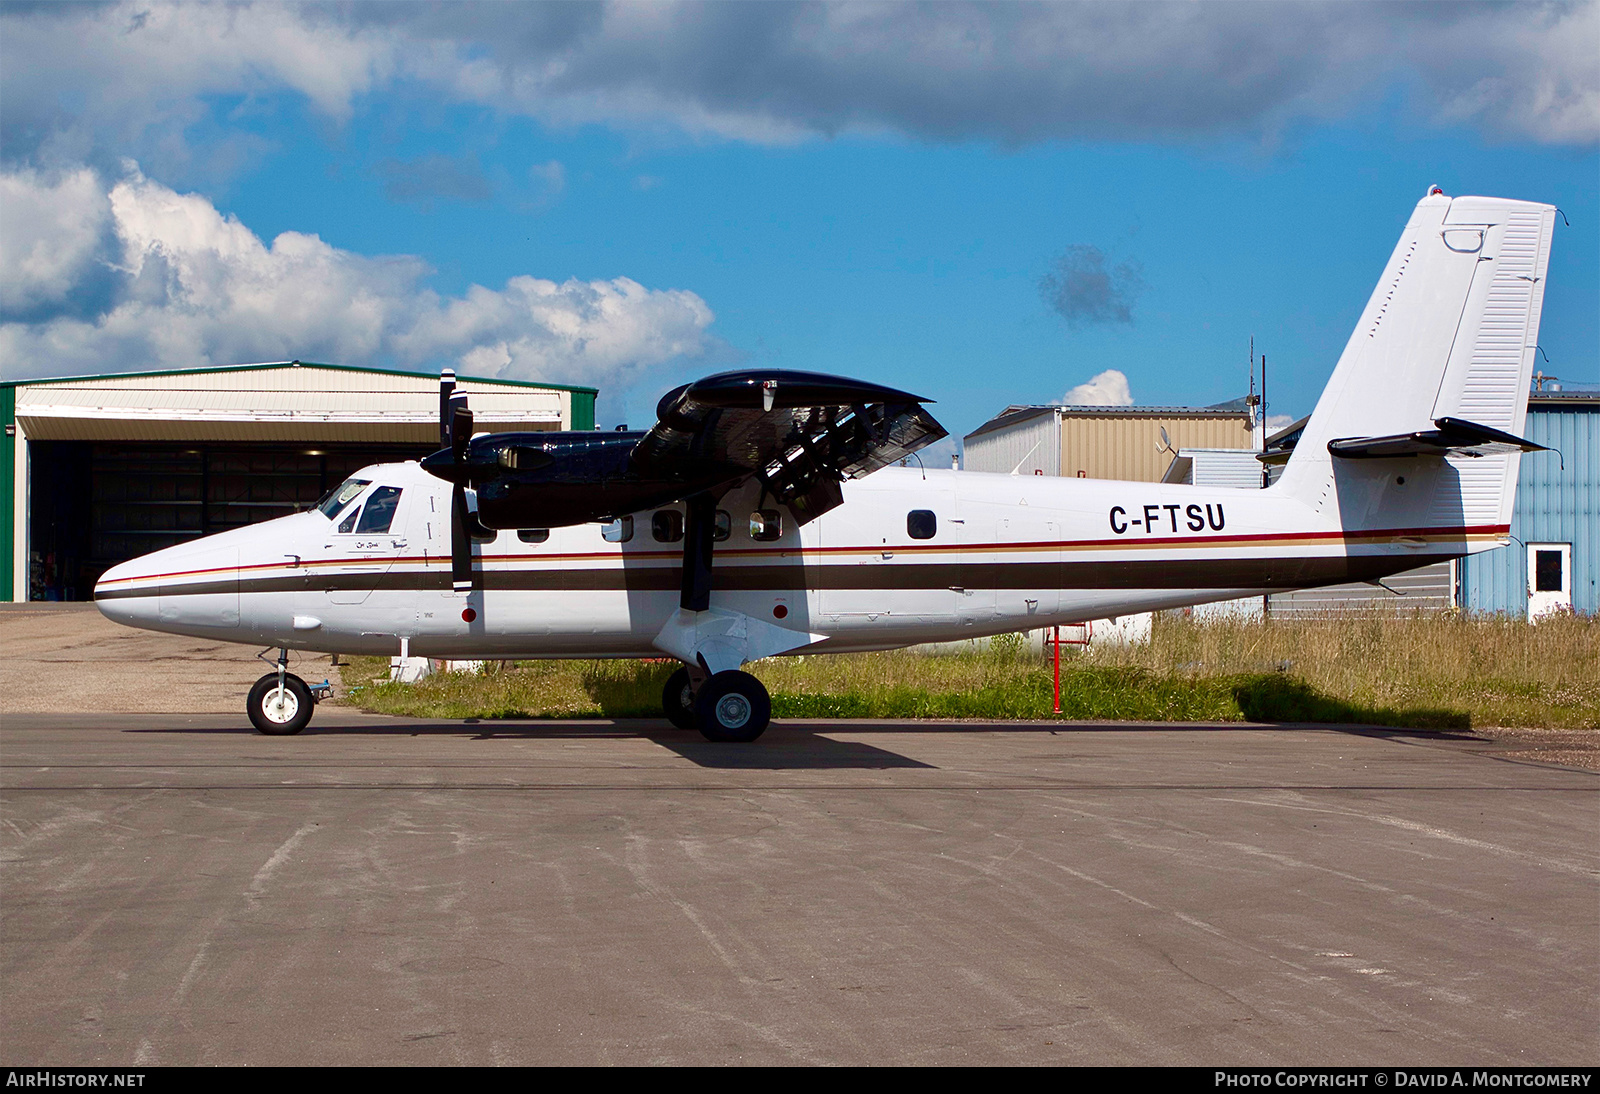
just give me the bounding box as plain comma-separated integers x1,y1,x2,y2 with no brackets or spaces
655,490,775,743
662,665,772,743
247,648,330,736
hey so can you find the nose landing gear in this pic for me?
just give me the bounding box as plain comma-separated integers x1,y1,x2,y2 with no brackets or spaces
247,647,327,736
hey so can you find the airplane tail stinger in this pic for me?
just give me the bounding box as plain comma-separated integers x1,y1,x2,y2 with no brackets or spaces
1275,188,1557,545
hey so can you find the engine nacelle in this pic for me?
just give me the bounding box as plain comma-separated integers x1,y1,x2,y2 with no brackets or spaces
461,431,734,529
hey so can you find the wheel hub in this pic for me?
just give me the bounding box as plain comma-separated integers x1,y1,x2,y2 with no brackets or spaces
714,693,751,729
264,688,300,723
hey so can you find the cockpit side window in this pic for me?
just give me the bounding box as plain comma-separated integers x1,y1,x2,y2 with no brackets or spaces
318,478,371,519
354,486,403,534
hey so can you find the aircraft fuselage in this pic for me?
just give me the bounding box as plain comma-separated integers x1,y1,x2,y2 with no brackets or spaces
95,460,1498,659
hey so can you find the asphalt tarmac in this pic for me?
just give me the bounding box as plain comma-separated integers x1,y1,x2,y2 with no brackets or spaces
2,710,1595,1065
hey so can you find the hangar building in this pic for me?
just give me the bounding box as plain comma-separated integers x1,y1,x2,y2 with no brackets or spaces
1458,388,1597,619
3,361,596,602
963,399,1258,480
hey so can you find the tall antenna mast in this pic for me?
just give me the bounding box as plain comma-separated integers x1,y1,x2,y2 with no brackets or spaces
1260,352,1270,489
1246,335,1261,448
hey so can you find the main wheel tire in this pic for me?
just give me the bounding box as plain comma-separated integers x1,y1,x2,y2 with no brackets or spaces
695,670,771,743
662,666,698,730
248,672,314,736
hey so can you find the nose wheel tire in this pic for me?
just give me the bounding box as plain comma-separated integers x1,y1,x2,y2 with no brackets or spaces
662,667,699,730
248,672,315,736
695,670,771,743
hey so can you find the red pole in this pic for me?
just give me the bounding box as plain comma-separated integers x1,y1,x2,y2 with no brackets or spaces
1052,625,1061,714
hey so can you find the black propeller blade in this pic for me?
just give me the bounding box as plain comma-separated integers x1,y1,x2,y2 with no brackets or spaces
451,481,474,592
439,368,456,449
428,371,479,592
450,394,473,463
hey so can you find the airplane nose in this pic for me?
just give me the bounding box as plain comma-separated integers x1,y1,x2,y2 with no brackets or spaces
94,555,162,629
95,535,244,634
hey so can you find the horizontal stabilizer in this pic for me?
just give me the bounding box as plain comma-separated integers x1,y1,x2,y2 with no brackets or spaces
1327,417,1547,460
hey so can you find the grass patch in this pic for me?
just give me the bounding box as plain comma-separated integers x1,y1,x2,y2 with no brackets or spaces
1084,611,1599,729
338,612,1599,730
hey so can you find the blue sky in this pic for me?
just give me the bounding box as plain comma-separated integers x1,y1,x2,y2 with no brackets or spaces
2,1,1596,450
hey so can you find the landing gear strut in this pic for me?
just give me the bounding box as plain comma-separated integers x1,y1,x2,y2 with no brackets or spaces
660,490,774,742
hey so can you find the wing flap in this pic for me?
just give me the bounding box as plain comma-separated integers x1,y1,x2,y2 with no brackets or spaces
632,370,947,522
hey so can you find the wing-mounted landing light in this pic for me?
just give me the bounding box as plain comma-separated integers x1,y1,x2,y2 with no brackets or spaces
1328,417,1549,460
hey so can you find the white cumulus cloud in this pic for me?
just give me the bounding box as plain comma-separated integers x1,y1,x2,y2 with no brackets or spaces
0,167,716,390
1061,368,1134,407
0,167,112,316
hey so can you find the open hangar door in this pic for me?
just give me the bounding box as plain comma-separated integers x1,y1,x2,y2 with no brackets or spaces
28,441,432,601
6,361,594,601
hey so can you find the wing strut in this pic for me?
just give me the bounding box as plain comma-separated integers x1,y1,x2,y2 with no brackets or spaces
681,493,716,612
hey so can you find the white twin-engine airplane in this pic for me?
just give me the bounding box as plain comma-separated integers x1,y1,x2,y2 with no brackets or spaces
95,189,1557,741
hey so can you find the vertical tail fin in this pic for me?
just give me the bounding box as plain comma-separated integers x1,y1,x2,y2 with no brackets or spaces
1278,189,1557,536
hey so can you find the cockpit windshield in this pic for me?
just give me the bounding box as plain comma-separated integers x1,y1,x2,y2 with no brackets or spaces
316,478,371,519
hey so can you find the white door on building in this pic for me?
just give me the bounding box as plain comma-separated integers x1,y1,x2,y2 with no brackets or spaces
1526,543,1572,622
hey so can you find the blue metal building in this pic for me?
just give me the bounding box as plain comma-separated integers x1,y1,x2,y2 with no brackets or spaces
1459,389,1598,618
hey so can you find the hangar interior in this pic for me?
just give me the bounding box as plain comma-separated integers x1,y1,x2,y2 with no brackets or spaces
26,441,432,602
5,362,596,602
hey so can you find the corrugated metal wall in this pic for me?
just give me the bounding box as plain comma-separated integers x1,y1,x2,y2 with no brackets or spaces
1268,561,1456,616
14,364,570,442
964,409,1059,475
1186,449,1266,489
1460,398,1598,616
1058,414,1254,481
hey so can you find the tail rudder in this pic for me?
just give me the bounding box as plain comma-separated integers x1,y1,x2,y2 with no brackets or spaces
1278,189,1556,537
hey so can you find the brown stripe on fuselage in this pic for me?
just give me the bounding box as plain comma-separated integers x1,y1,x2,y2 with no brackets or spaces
95,551,1461,600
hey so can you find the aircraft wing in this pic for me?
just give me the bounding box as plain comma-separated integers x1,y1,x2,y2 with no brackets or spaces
630,370,948,522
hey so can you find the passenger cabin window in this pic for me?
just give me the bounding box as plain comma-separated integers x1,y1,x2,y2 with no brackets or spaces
518,529,550,544
354,487,403,534
907,510,937,540
713,510,731,542
601,516,633,544
318,478,370,519
750,509,783,542
652,510,684,543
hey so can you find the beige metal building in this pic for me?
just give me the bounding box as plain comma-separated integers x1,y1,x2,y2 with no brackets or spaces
963,400,1257,480
3,361,596,602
